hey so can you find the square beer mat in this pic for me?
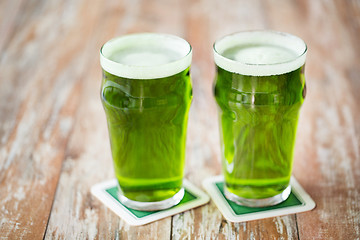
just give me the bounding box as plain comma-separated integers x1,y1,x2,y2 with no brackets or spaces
202,175,316,222
91,179,210,226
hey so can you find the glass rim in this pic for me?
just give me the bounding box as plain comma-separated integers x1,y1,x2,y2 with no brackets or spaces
100,33,192,79
213,30,307,76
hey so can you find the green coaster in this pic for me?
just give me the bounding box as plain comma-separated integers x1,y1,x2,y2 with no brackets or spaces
91,179,210,226
203,176,315,222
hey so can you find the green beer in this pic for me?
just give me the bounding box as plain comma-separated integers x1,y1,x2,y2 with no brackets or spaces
213,31,307,207
100,33,192,210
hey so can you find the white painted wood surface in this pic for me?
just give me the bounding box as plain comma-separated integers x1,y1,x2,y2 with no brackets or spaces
0,0,359,239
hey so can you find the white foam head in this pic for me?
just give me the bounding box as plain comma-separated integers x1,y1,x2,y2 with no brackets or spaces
213,31,307,76
100,33,192,79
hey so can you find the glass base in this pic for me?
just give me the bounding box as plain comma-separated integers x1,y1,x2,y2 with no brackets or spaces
224,185,291,207
118,187,185,211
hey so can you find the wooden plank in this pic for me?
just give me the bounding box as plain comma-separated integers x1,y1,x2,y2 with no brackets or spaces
172,204,224,239
264,0,360,239
172,0,300,239
1,0,359,238
43,0,187,238
41,0,122,239
0,0,100,238
0,0,46,152
0,0,25,54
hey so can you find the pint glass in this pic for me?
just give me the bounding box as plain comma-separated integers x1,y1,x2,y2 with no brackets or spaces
213,31,307,207
100,33,192,211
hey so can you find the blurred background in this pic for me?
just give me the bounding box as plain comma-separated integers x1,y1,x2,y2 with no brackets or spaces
0,0,359,239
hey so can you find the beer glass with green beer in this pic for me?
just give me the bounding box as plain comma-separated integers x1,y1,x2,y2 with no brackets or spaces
100,33,192,211
213,31,307,207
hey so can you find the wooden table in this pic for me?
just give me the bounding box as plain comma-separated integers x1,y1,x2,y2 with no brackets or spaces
1,0,359,239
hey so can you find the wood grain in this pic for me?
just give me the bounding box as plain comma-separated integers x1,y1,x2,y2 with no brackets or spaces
263,0,360,239
0,0,359,239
